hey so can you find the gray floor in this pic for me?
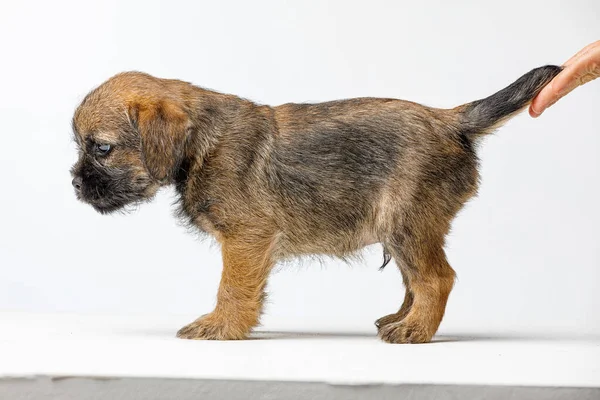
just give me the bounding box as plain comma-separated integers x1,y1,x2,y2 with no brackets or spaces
2,377,599,400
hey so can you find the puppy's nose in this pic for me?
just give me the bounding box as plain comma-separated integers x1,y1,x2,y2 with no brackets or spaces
72,176,82,191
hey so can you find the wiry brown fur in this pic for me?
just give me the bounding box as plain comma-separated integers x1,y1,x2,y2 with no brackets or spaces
71,66,561,343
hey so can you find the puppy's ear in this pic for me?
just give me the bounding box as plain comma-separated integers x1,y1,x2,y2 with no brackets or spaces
129,100,189,181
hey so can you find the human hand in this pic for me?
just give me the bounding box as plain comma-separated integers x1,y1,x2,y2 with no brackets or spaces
530,40,600,117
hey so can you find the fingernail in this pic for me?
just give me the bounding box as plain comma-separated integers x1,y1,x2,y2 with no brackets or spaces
530,105,543,117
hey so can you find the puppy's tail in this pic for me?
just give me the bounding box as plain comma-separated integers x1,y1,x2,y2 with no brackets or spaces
456,65,562,140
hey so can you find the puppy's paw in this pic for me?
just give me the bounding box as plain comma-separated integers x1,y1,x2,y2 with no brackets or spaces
377,319,433,344
176,312,249,340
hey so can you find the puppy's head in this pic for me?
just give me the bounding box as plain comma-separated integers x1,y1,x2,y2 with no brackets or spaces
71,72,191,214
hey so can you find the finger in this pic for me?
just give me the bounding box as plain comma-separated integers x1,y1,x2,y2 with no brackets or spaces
531,41,600,117
548,65,583,96
531,61,599,117
529,104,539,118
555,46,600,92
532,59,594,112
563,40,600,67
530,80,560,117
530,73,577,117
529,102,542,118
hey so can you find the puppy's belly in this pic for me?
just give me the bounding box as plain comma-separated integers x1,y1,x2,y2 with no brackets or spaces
276,228,379,259
193,198,381,258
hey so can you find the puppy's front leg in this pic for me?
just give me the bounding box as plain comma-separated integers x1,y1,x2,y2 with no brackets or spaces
177,235,275,340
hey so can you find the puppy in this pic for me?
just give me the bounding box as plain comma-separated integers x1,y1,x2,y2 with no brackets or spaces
71,65,561,343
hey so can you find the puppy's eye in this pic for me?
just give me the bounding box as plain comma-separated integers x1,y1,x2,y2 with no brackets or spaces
95,143,112,155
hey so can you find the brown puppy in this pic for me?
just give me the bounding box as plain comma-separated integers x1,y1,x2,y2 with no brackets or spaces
71,65,561,343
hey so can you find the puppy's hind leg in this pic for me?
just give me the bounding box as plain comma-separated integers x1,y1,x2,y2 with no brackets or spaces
177,232,276,340
377,227,455,344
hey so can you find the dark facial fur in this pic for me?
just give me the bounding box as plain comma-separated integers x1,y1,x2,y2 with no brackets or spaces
71,66,561,343
71,155,154,214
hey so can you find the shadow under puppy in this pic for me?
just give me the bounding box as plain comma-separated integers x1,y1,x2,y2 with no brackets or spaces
71,65,561,343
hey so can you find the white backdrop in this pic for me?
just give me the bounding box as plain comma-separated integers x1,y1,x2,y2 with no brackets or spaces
0,0,598,336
